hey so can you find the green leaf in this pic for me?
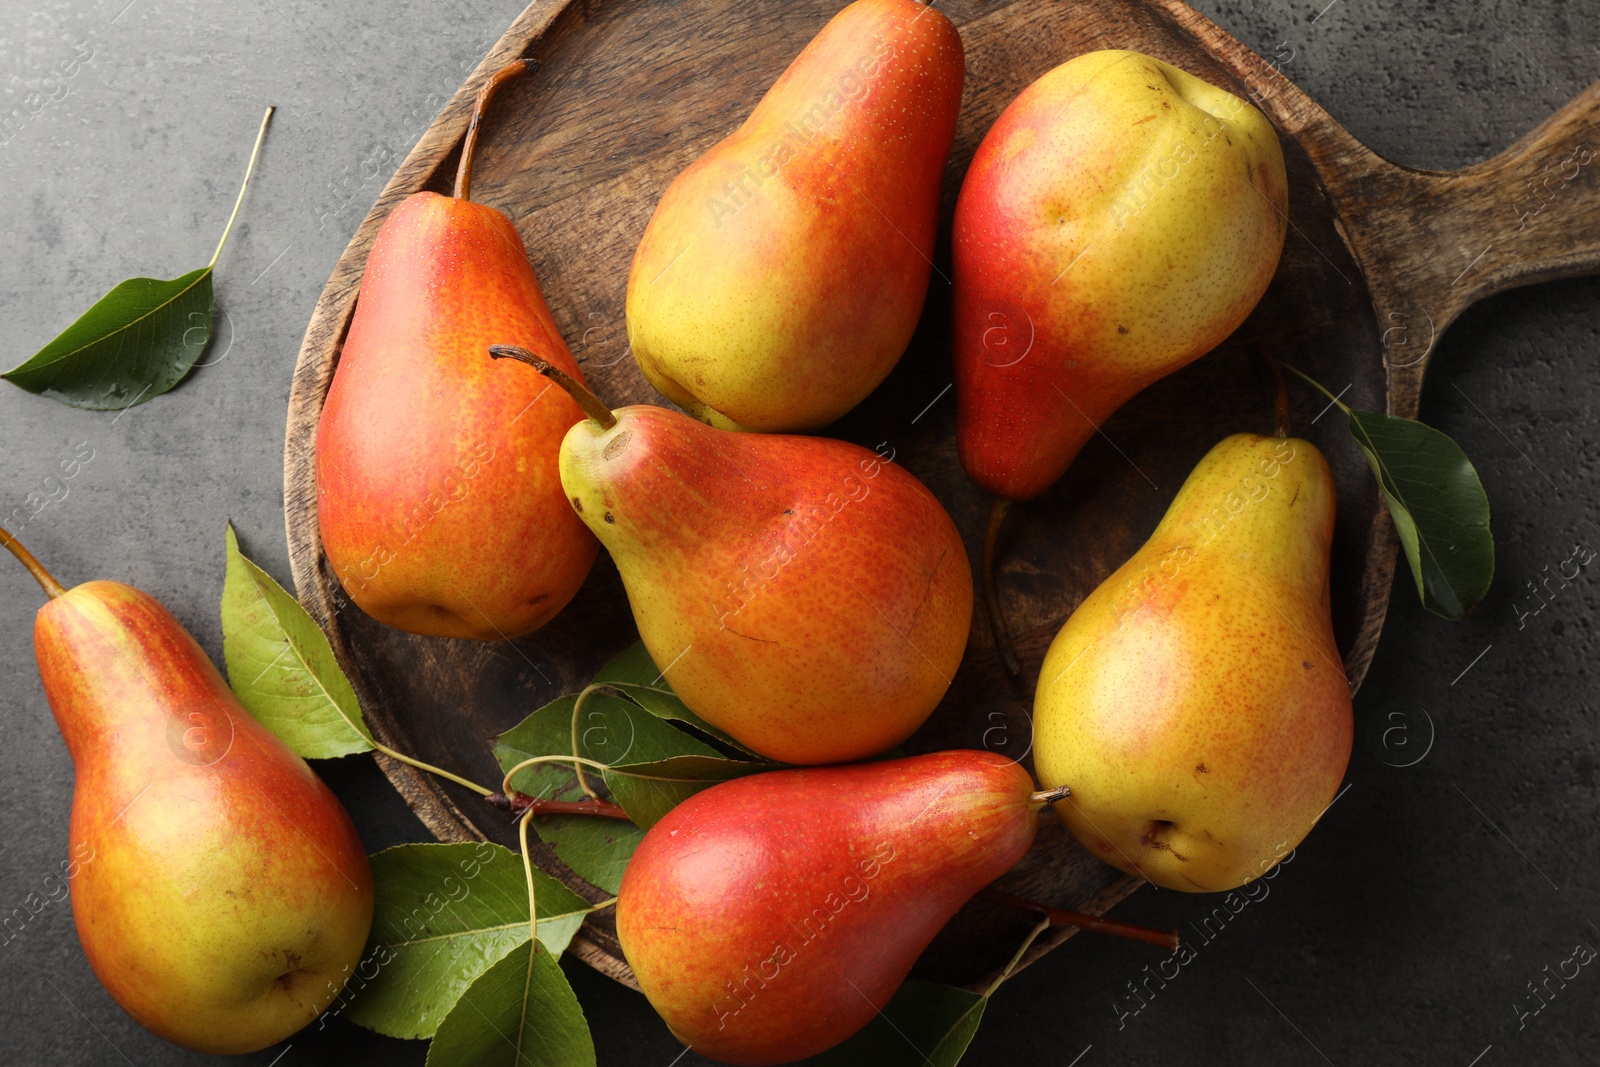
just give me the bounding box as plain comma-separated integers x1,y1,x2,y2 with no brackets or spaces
530,818,644,897
493,690,769,889
425,942,595,1067
221,524,374,758
347,843,592,1040
4,107,273,411
1346,410,1494,619
2,269,215,409
813,981,988,1066
601,753,763,831
592,641,762,756
494,690,763,830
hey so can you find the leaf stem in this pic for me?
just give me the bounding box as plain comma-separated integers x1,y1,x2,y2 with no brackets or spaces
0,524,66,599
372,741,493,796
1279,360,1349,416
984,915,1053,998
570,683,605,802
500,753,719,800
209,106,275,271
519,808,540,952
486,790,632,821
979,886,1181,950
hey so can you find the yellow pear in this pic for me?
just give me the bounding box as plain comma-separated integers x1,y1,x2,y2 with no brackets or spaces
1033,434,1352,892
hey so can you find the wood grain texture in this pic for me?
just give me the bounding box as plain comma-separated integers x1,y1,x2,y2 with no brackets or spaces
283,0,1600,992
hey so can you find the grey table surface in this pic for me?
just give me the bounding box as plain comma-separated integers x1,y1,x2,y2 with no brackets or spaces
1,0,1597,1064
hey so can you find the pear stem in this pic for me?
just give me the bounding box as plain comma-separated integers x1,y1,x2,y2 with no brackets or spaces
209,106,274,271
455,59,537,203
980,887,1181,951
489,345,618,430
1030,784,1071,806
519,809,541,952
982,498,1022,676
486,790,633,821
1255,343,1292,438
0,525,66,599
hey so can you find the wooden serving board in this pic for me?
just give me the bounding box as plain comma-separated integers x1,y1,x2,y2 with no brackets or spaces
284,0,1600,991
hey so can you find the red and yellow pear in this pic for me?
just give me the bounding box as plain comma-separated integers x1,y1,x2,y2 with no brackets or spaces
1033,434,1352,892
0,527,373,1054
952,50,1288,665
626,0,965,432
316,61,596,640
492,347,971,765
616,751,1058,1064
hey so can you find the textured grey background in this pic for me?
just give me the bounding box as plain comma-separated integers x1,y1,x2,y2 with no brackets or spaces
0,0,1596,1064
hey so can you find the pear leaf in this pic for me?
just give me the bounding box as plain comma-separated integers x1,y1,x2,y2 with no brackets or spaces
221,525,374,759
495,690,764,815
812,981,988,1066
346,843,592,1041
1346,409,1494,619
591,641,762,756
530,818,644,898
425,941,595,1067
492,690,768,889
2,269,215,409
3,108,273,410
493,693,643,893
603,753,767,831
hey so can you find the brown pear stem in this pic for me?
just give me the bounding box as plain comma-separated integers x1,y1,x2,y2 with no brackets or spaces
1030,784,1071,805
486,790,632,821
454,59,538,202
489,344,618,430
982,498,1022,676
980,887,1181,951
1256,342,1292,438
0,525,66,599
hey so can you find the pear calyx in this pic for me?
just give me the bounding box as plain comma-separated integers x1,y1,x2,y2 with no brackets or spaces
454,58,539,202
489,344,617,430
0,524,66,599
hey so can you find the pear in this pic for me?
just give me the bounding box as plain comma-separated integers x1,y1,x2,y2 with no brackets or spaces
954,50,1286,668
316,60,597,640
1033,434,1352,892
1,527,373,1054
616,751,1056,1064
626,0,965,432
954,50,1287,501
491,347,972,765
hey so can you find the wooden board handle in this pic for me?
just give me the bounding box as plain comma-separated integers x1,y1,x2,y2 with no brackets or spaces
1429,80,1600,317
1293,79,1600,393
